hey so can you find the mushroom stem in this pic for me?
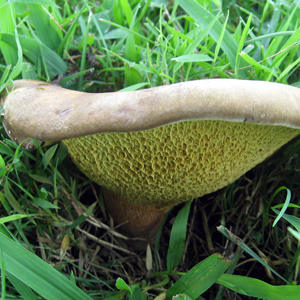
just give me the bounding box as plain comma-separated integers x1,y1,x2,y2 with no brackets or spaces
103,188,167,239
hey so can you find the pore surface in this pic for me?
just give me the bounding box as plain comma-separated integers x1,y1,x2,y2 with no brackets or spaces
64,120,299,208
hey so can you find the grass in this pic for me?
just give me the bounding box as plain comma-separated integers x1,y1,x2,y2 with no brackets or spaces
0,0,300,299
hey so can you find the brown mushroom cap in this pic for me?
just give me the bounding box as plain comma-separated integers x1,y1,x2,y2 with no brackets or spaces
1,79,300,237
2,79,300,143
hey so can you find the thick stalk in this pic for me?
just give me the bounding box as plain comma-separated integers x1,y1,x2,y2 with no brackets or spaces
103,188,168,239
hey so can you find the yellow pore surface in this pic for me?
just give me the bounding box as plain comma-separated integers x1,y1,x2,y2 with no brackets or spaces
64,120,300,209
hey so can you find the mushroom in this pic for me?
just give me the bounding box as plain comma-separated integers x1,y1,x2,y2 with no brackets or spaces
1,79,300,239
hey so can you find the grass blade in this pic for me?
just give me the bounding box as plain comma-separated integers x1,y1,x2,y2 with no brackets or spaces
0,0,18,65
218,274,300,300
167,200,191,273
212,11,229,68
10,0,58,6
3,180,26,214
57,6,84,55
120,0,133,25
166,253,231,299
7,272,38,300
0,232,93,300
273,209,300,234
124,4,142,86
177,0,246,74
0,0,23,92
0,33,67,78
172,54,212,62
0,247,6,300
235,14,252,73
217,225,288,283
27,3,61,50
0,214,36,224
239,51,275,77
78,7,92,88
271,27,300,68
42,144,58,169
270,187,291,227
276,55,300,82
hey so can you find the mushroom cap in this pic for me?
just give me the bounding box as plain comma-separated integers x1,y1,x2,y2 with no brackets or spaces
2,79,300,144
1,79,300,210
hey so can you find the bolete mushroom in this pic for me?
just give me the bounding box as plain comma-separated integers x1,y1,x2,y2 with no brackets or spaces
1,79,300,239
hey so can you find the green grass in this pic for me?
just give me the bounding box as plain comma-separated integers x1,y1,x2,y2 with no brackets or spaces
1,0,300,299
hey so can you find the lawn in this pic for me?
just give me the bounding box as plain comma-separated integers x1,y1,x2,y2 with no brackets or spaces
1,0,300,299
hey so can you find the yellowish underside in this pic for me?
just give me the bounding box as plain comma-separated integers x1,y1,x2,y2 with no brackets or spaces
64,120,300,209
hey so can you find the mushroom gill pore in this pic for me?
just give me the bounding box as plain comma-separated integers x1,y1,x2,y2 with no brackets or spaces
1,79,300,239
